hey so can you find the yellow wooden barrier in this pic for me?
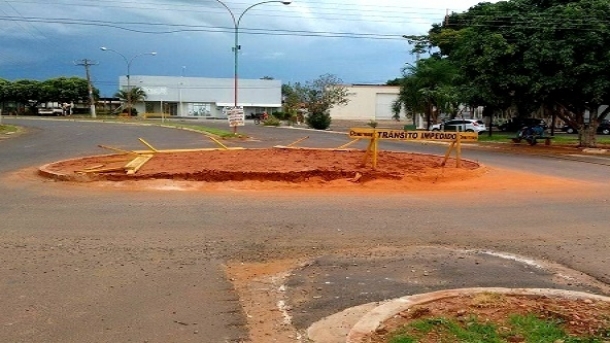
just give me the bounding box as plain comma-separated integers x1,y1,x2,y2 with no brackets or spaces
348,128,478,169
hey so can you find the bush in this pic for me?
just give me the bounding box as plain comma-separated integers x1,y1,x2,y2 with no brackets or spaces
271,111,288,121
263,115,281,126
3,107,18,115
367,120,378,128
306,111,332,130
122,107,138,116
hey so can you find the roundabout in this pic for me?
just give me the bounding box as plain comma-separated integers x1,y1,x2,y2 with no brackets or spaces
38,147,482,189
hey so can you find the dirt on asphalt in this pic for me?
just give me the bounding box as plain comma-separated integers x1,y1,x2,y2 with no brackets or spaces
41,148,481,185
23,146,610,343
4,119,610,343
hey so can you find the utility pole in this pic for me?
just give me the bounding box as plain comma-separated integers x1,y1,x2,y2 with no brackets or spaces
74,59,98,118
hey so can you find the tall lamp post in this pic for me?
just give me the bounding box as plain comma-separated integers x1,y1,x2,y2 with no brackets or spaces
214,0,292,134
100,47,157,117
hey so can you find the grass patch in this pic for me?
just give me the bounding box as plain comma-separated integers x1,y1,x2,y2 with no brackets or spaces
388,314,609,343
52,115,241,138
477,132,610,145
0,124,18,135
159,122,240,138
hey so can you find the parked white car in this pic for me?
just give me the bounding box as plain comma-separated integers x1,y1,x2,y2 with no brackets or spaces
430,123,443,131
38,107,63,116
430,119,487,134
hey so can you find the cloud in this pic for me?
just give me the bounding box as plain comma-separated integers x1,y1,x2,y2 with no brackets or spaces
0,0,499,95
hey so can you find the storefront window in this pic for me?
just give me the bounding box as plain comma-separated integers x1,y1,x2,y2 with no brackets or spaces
187,103,211,117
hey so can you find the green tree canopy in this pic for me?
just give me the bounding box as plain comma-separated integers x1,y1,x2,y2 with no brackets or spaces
288,74,350,130
40,77,95,104
292,74,350,114
281,83,301,118
114,87,147,106
2,77,96,111
393,57,460,128
8,80,42,108
426,0,610,146
0,79,10,104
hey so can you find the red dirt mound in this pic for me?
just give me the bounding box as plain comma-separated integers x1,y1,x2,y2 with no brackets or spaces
40,148,480,184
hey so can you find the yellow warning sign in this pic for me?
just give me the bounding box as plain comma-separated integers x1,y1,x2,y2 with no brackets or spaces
348,128,478,142
347,128,478,170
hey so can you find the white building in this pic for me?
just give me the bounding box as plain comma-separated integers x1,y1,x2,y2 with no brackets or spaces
330,84,404,121
119,75,282,118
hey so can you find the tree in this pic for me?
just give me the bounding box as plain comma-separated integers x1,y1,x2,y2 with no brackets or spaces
8,80,42,113
0,77,97,115
115,87,147,116
0,79,10,109
281,84,301,123
40,77,94,104
290,74,350,130
427,0,610,146
0,79,9,122
392,57,460,128
385,78,403,86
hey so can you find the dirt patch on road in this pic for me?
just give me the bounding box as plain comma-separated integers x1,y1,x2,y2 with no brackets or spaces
225,259,306,343
40,148,482,187
34,147,600,197
224,250,610,343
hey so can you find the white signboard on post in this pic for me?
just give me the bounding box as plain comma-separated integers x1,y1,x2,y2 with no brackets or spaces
225,106,245,127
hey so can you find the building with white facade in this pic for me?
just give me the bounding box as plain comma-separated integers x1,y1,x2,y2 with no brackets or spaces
329,84,404,121
119,75,282,118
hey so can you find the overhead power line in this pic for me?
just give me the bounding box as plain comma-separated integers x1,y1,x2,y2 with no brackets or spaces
2,13,609,43
2,0,451,25
0,15,406,39
5,0,461,15
0,3,46,43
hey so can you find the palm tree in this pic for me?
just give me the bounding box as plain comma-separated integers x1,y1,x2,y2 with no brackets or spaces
393,57,459,129
114,87,147,116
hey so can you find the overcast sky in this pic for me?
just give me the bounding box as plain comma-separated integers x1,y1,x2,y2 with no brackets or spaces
0,0,498,96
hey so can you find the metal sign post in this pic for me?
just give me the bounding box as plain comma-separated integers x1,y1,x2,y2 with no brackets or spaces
226,106,245,134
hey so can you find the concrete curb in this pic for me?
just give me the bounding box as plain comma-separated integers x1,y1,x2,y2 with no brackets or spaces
345,287,610,343
307,302,386,343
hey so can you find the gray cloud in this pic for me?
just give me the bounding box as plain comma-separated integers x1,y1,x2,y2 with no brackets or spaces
0,0,498,96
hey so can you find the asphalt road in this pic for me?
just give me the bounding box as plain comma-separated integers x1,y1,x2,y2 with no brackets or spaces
2,117,610,342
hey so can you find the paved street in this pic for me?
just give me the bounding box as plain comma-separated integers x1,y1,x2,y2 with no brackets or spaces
1,117,610,342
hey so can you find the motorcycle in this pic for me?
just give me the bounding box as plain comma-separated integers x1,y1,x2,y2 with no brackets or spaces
515,124,546,145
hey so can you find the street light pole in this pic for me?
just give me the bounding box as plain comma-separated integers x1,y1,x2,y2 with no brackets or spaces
100,47,156,117
214,0,292,134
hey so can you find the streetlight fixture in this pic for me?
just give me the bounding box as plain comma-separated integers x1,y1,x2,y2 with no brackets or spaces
100,47,157,117
214,0,292,134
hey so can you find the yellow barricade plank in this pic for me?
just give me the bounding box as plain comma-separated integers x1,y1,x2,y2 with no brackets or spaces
125,154,154,175
348,128,478,142
349,127,477,169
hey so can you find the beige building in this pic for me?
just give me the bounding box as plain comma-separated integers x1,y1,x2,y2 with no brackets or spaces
330,84,404,121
